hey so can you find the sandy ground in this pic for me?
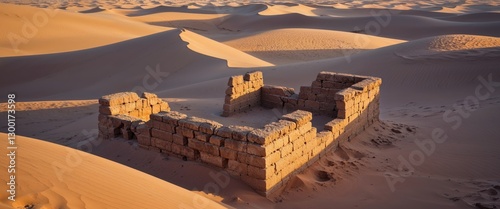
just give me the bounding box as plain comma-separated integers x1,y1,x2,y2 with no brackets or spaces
0,0,500,208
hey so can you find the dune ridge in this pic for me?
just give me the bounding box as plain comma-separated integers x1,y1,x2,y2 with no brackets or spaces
0,133,230,209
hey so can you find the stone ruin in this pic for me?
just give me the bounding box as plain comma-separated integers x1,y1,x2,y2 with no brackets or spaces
97,71,381,198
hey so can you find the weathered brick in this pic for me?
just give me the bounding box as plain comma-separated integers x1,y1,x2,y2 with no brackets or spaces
247,127,279,145
199,121,223,134
225,138,247,152
215,126,233,138
281,110,312,126
172,134,187,145
194,131,210,142
228,75,244,86
209,135,225,146
298,122,312,135
178,127,194,138
200,152,227,168
171,144,197,159
99,105,121,115
247,151,280,169
161,111,187,125
137,135,151,146
275,159,289,174
220,147,238,160
188,138,219,156
248,165,274,180
246,142,272,157
151,129,172,141
227,160,247,175
229,125,254,141
152,137,170,150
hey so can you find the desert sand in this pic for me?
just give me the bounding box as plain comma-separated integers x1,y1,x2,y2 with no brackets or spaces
0,0,499,208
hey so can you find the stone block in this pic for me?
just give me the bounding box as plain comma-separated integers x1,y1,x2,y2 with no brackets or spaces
244,71,263,81
246,142,272,157
229,125,254,141
274,158,288,173
178,127,194,138
194,131,210,142
316,71,335,81
228,160,247,175
99,92,139,106
220,147,238,160
200,152,227,168
209,135,225,146
151,129,172,141
216,126,233,138
334,88,357,101
280,142,294,158
280,110,313,127
172,134,187,145
99,105,121,115
248,126,279,145
171,144,197,159
152,137,170,150
199,121,223,135
333,73,356,83
188,138,219,156
162,111,187,125
228,75,244,87
305,100,320,110
225,138,247,152
324,119,346,133
160,101,170,112
248,165,274,180
247,151,280,169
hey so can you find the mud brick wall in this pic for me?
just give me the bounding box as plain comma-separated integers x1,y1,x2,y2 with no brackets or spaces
222,71,264,116
242,110,319,196
261,85,296,109
98,92,170,140
261,71,379,117
97,71,382,198
134,109,327,197
325,74,382,142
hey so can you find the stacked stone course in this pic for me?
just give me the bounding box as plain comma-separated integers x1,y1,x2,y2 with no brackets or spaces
96,70,381,198
222,71,264,116
98,92,170,140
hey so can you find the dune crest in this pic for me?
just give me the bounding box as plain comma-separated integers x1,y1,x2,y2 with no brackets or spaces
179,29,274,67
222,28,405,64
428,34,500,51
0,133,229,209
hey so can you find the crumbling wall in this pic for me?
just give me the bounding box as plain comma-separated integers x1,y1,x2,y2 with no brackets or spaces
96,70,382,198
325,73,381,142
134,109,324,197
97,92,170,140
222,71,264,116
260,71,375,117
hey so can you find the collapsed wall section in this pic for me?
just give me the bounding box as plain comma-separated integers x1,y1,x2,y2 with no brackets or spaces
260,71,379,118
222,71,264,116
325,73,381,141
97,92,170,140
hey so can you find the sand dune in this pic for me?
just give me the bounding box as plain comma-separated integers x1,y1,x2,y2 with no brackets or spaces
218,13,500,40
258,4,318,16
0,28,244,101
220,28,405,64
180,29,273,67
0,133,229,209
0,3,167,57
